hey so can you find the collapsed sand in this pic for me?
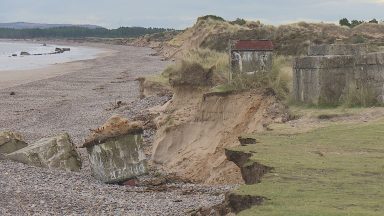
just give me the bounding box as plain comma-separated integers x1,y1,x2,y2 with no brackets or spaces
151,87,288,184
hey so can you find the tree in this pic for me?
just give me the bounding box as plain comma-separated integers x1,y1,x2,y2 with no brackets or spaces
230,18,247,26
369,18,379,24
350,20,365,28
339,18,351,27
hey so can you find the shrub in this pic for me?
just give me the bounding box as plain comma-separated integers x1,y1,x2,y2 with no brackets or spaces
339,18,351,27
197,15,226,22
230,55,292,99
351,34,366,43
182,48,229,76
168,60,214,87
369,18,379,24
230,18,247,26
162,49,229,87
350,20,365,28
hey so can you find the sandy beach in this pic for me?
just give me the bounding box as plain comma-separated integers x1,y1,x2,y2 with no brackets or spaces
0,42,168,143
0,42,229,215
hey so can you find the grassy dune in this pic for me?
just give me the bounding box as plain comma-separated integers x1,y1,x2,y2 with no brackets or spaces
232,115,384,215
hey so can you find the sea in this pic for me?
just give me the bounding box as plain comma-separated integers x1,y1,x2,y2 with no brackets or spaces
0,41,104,71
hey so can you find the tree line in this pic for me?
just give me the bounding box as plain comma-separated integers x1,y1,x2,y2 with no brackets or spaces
0,26,175,39
339,18,380,28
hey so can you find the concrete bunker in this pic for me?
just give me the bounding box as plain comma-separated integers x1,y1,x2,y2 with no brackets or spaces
230,40,274,80
293,44,384,105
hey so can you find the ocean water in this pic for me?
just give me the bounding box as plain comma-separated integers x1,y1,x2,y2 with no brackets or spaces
0,41,104,71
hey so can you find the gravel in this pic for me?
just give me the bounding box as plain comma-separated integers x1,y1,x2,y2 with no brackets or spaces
0,43,233,215
0,159,232,216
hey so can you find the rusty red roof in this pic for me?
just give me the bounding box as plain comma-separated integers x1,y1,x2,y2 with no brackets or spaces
233,40,274,51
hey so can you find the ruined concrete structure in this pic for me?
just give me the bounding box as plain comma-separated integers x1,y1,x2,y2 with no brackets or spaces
81,116,148,184
6,133,82,172
230,40,274,78
293,44,384,105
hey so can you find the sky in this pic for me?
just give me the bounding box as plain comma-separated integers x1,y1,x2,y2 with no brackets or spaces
0,0,384,29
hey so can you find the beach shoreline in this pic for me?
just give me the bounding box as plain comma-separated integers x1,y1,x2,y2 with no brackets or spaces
0,43,167,143
0,40,116,90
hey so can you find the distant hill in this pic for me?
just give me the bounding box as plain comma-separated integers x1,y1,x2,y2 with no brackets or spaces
0,22,104,29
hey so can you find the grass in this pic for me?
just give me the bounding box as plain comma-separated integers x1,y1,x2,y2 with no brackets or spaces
145,74,170,85
209,84,236,93
160,48,229,87
167,17,247,48
181,48,229,75
342,82,380,108
231,118,384,215
230,55,292,99
288,106,366,119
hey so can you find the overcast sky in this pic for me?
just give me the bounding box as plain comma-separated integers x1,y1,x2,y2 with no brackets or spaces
0,0,383,29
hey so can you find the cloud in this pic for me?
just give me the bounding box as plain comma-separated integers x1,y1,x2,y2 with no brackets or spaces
0,0,383,28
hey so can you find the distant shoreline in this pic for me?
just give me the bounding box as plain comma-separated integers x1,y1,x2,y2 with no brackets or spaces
0,40,116,90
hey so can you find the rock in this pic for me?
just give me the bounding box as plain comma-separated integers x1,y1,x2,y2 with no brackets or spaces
55,48,63,53
81,115,148,184
54,48,70,53
225,149,273,184
6,133,81,172
10,91,15,96
225,193,266,213
20,51,31,56
0,131,28,154
238,136,257,146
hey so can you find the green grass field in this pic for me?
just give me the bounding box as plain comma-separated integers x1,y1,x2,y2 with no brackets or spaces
232,118,384,215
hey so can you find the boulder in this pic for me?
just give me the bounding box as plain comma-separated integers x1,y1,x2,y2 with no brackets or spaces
6,133,81,172
0,131,28,154
81,115,148,183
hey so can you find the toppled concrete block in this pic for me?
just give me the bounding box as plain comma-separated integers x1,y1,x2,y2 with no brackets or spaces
7,133,81,172
0,131,28,154
81,115,148,184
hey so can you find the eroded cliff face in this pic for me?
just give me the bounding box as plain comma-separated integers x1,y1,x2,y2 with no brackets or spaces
151,87,287,184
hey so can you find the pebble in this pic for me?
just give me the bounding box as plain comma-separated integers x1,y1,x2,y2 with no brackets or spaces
0,44,235,215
